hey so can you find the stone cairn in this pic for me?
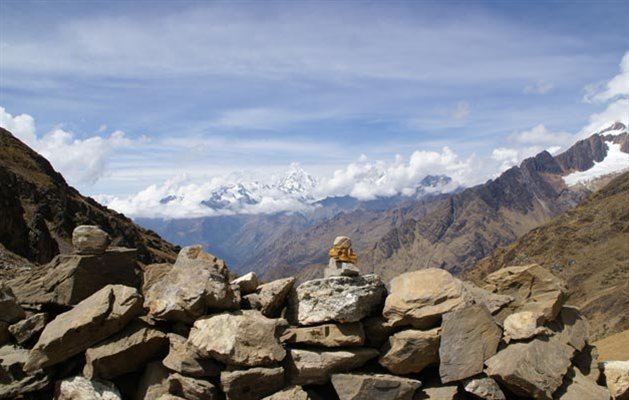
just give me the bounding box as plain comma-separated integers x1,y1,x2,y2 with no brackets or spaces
1,228,627,399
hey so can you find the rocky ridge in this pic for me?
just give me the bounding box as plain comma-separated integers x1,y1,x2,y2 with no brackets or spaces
1,228,625,400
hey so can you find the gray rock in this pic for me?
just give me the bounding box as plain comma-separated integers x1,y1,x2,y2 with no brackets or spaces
439,304,501,383
162,334,222,377
24,284,143,372
485,336,575,400
0,345,50,398
285,347,379,385
463,377,506,400
231,272,259,295
331,373,421,400
220,367,285,400
188,310,286,367
379,327,440,375
289,274,385,326
8,312,47,344
55,376,121,400
281,322,365,347
383,268,472,328
144,245,238,323
84,321,169,379
256,277,295,318
324,259,360,278
72,225,111,255
0,283,25,324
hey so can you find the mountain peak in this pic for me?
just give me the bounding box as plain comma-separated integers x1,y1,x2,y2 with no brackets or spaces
277,163,318,196
598,121,627,135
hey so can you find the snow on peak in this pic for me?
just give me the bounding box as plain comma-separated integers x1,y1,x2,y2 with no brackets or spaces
597,121,627,136
277,163,318,197
563,142,629,186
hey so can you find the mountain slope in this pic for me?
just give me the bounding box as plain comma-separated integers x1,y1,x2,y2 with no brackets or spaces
0,128,178,265
467,171,629,341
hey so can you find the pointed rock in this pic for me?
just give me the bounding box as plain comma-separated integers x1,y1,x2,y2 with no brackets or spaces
331,373,422,400
379,327,440,375
24,284,142,372
285,347,379,385
383,269,471,328
220,367,285,400
281,322,364,347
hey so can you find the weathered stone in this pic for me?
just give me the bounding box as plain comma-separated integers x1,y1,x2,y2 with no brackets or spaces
281,322,364,347
415,385,459,399
84,321,168,379
167,373,218,400
600,361,629,400
8,312,46,344
484,264,567,323
439,304,501,383
383,268,471,328
285,347,379,385
503,311,548,342
262,386,312,400
231,272,259,295
549,306,589,352
72,225,111,255
10,248,140,306
144,245,238,323
24,284,143,372
162,334,222,377
56,376,121,400
362,316,397,348
188,310,286,367
256,277,295,317
324,259,360,278
220,367,285,400
142,263,173,295
379,327,440,375
134,362,171,400
331,373,421,400
289,274,385,326
0,283,25,324
485,337,575,400
555,367,610,400
0,345,50,398
462,282,514,315
463,377,506,400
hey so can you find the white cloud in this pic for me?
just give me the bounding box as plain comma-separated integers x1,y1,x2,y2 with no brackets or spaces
0,106,133,185
524,80,553,94
579,97,629,137
452,101,471,121
508,124,573,146
583,51,629,103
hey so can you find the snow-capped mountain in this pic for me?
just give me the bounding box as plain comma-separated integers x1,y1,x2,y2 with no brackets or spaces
277,163,318,197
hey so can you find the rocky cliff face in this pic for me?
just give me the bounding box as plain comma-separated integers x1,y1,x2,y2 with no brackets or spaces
0,128,178,265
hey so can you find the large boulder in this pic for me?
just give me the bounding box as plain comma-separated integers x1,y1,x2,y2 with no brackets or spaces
162,334,222,377
281,322,364,348
383,269,471,328
55,376,121,400
144,246,238,324
24,284,143,372
484,264,567,323
188,310,286,367
289,274,385,326
0,283,25,324
485,336,575,399
379,327,440,375
10,248,140,306
285,347,379,385
72,225,111,255
220,367,285,400
250,277,295,318
8,312,47,345
84,321,169,379
439,304,501,383
0,345,50,398
600,361,629,400
331,373,421,400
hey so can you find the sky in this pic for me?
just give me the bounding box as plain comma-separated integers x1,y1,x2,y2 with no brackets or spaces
1,0,628,217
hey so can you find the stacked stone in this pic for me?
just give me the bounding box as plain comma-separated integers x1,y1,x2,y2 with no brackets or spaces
1,229,626,400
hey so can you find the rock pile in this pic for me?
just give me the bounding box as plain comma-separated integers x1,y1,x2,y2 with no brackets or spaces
0,229,625,399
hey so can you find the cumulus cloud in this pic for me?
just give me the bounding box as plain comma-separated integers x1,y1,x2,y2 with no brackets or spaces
583,51,629,103
523,80,553,94
0,106,133,185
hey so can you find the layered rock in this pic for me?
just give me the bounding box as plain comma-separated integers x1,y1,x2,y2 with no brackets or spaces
285,347,379,385
331,373,422,400
289,274,385,325
281,322,364,347
220,367,285,400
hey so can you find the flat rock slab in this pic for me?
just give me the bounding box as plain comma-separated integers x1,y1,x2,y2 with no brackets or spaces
383,268,471,328
84,321,168,379
281,322,364,347
24,284,142,372
55,376,121,400
379,327,440,375
188,310,286,367
289,274,385,326
331,373,422,400
485,336,575,400
439,304,501,383
10,249,139,306
285,347,379,385
220,367,285,400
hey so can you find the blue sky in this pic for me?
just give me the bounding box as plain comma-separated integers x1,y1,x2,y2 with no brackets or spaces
1,0,628,208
